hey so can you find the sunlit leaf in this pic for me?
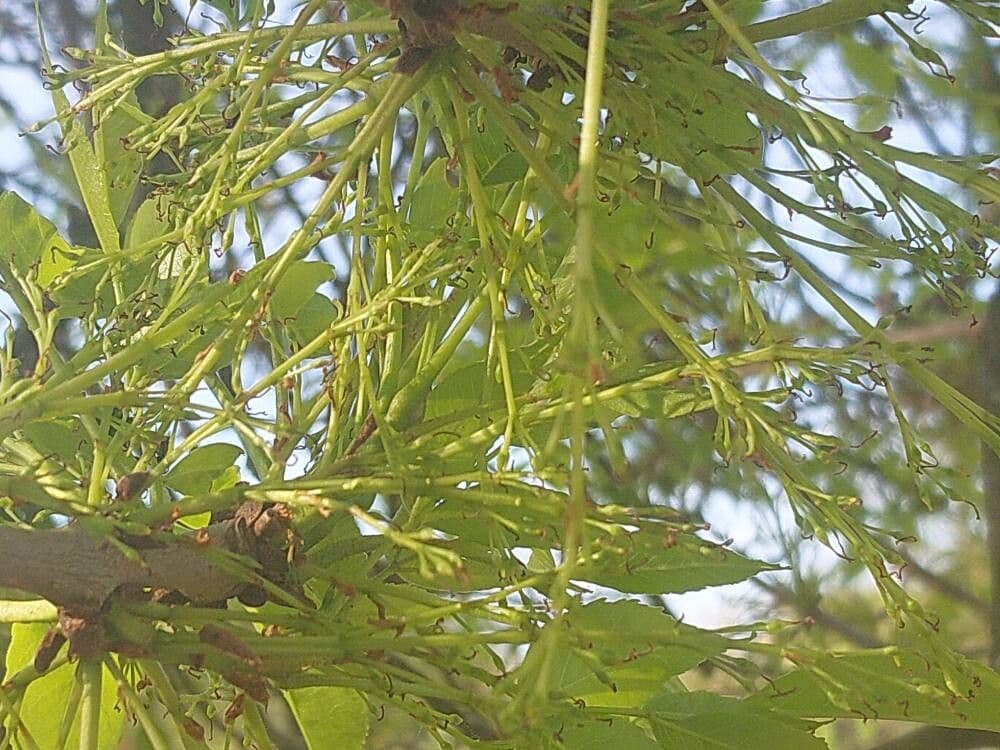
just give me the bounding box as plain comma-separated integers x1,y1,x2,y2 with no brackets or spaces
748,651,1000,732
286,686,369,750
0,191,63,277
96,101,147,228
647,691,828,750
4,624,123,750
164,443,244,495
580,533,781,594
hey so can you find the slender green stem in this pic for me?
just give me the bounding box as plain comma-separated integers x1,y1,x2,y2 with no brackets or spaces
523,0,612,714
0,600,58,623
77,661,102,750
701,0,798,100
102,657,173,750
744,0,910,43
55,674,84,750
242,701,276,750
137,661,202,750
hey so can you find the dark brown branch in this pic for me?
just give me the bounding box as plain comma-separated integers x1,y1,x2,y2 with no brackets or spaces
374,0,545,70
0,502,292,615
0,523,238,612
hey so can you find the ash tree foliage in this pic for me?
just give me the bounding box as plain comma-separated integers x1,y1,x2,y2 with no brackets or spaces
0,0,998,748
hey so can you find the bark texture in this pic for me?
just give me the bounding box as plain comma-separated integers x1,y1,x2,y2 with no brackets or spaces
0,502,293,614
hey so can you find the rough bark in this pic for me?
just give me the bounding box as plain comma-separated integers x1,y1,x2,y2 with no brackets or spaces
0,502,293,615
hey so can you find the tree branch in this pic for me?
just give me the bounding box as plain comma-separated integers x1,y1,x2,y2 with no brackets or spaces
0,502,292,615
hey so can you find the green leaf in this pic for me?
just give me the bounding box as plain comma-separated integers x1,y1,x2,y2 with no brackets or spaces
408,158,459,233
545,648,656,708
164,443,244,495
472,110,522,185
94,0,110,52
426,506,524,548
0,192,89,294
38,26,122,256
37,238,82,289
539,600,732,708
555,717,658,749
177,511,212,529
46,245,108,317
271,260,335,322
647,692,828,750
21,420,88,463
286,686,369,750
482,149,529,186
126,191,174,252
609,66,762,182
886,17,953,79
211,464,242,492
0,191,62,277
95,101,147,228
399,540,529,591
155,324,236,379
4,624,123,750
287,293,337,347
568,600,731,665
580,533,780,594
425,359,492,420
747,651,1000,732
425,340,545,430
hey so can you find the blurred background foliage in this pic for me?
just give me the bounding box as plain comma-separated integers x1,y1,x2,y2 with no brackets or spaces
0,1,997,748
